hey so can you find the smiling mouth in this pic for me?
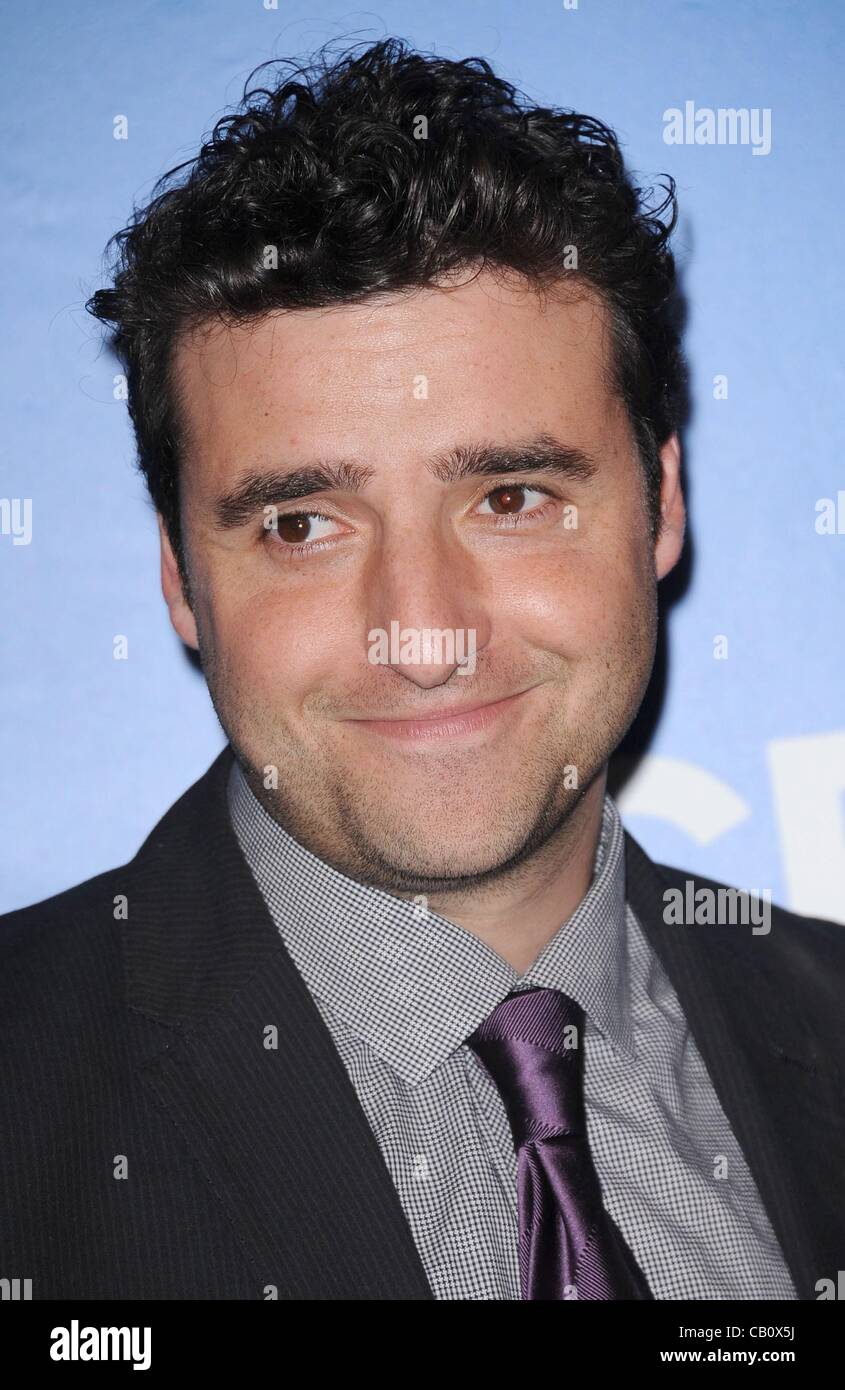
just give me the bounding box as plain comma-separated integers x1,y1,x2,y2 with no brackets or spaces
343,687,536,742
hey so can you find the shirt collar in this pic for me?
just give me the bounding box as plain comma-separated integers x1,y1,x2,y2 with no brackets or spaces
227,758,634,1084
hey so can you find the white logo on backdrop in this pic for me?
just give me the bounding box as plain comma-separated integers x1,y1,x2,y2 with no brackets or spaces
617,735,845,922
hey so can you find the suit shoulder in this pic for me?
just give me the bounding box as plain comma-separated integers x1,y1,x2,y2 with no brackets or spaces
0,861,134,1002
655,858,845,970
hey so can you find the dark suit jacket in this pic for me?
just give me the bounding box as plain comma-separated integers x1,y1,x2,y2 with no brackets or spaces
1,744,843,1300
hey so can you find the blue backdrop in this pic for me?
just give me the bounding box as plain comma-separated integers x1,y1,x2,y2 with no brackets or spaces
2,0,843,920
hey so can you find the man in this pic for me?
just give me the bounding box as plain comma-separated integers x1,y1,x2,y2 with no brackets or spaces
1,38,842,1302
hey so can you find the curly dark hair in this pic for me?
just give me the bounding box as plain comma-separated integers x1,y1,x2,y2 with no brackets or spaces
86,36,686,597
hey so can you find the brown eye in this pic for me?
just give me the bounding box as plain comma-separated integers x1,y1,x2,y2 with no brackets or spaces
486,486,525,514
276,513,314,543
267,511,341,547
486,486,528,514
475,483,553,524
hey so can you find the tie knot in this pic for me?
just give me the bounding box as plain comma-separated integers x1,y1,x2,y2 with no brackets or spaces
466,987,587,1148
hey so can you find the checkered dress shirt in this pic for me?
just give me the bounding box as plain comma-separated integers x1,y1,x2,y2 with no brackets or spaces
227,759,796,1301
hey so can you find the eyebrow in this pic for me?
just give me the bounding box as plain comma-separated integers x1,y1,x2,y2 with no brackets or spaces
212,432,599,529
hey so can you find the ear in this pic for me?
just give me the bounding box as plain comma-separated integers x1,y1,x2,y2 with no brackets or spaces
653,433,686,580
158,514,199,650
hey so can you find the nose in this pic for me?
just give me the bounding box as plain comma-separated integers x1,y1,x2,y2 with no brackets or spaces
364,523,491,689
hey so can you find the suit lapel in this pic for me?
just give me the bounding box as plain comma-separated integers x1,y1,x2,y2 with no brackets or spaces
625,829,844,1301
124,746,434,1299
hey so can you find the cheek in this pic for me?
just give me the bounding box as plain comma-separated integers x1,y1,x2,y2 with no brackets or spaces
206,579,356,703
494,539,648,657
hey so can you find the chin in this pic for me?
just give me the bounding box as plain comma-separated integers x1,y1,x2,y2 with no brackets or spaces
361,821,533,889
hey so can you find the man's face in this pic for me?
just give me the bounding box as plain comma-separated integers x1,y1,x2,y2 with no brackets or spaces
163,270,683,893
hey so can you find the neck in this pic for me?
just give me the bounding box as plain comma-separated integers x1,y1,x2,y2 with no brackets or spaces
416,768,608,974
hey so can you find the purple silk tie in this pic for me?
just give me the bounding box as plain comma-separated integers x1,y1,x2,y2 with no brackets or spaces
467,986,654,1300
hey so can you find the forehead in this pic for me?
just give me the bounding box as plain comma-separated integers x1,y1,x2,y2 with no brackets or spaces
172,272,621,476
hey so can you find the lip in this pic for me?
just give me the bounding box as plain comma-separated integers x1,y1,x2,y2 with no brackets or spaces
344,687,535,742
